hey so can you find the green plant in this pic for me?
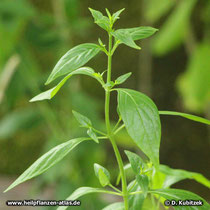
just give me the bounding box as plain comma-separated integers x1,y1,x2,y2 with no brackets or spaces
4,8,210,210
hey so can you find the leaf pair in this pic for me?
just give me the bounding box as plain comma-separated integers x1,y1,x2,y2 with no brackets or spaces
89,8,125,31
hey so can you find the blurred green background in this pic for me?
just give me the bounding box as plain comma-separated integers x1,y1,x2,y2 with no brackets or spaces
0,0,209,209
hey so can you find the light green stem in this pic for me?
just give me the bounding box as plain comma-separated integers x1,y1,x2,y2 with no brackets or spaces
105,34,129,210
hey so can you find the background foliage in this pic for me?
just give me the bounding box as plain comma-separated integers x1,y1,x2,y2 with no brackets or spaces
0,0,209,209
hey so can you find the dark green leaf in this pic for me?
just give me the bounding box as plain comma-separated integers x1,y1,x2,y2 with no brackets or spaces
117,89,161,167
112,8,125,23
136,174,149,197
124,150,144,174
94,163,110,186
151,188,210,210
102,202,124,210
30,67,104,102
115,72,132,85
45,44,100,84
89,8,110,31
87,128,99,143
159,111,210,125
111,30,141,50
4,137,90,192
72,110,92,128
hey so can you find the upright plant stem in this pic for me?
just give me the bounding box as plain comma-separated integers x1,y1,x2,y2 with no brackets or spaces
105,34,129,210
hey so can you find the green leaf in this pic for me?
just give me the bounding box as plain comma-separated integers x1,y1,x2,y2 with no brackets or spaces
159,111,210,125
30,67,104,102
150,188,210,210
57,187,116,210
136,174,149,197
117,89,161,167
126,27,158,41
152,0,196,55
89,8,110,31
72,110,92,128
124,150,144,174
45,43,100,84
115,72,132,85
111,30,141,50
112,8,125,23
4,137,90,192
102,202,124,210
87,128,99,143
94,163,110,186
159,164,210,188
177,43,210,112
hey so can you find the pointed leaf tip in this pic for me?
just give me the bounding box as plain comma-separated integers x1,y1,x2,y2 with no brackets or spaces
4,137,89,192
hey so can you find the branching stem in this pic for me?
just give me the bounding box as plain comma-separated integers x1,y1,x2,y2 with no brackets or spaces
105,33,129,210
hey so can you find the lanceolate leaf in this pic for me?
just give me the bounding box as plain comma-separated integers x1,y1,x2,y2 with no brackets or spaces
150,188,210,210
112,8,125,23
126,27,158,41
117,88,161,166
159,164,210,188
115,72,132,85
111,30,141,50
45,43,100,84
30,67,104,102
57,187,119,210
4,138,90,192
159,111,210,125
124,150,144,174
72,110,92,128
